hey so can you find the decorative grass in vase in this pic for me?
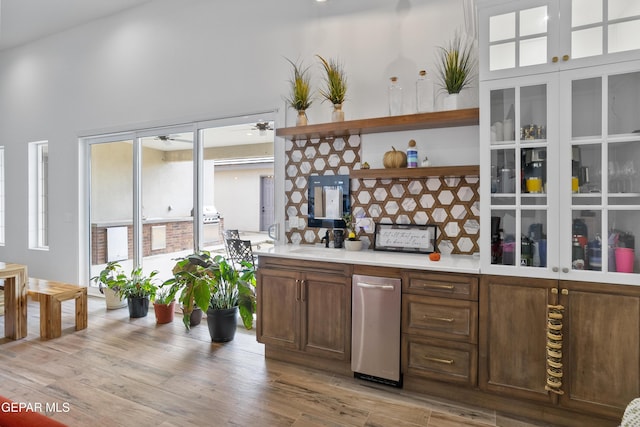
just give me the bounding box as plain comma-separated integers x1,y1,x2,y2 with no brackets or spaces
435,32,477,110
284,58,313,126
316,54,347,121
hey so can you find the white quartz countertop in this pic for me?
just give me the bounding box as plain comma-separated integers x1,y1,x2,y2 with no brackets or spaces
254,244,480,274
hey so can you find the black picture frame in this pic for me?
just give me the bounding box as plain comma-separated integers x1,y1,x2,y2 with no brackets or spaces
307,175,350,228
373,223,438,254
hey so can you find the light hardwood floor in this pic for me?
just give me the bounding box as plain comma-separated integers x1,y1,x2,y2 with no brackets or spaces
0,296,546,427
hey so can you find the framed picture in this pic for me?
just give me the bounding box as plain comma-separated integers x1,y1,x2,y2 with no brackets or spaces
373,223,438,254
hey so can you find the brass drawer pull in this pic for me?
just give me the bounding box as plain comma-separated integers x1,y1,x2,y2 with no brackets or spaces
424,356,454,365
421,283,455,291
423,316,454,323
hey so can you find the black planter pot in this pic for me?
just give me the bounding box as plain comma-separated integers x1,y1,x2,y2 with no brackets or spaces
189,307,203,326
206,306,238,342
127,297,150,318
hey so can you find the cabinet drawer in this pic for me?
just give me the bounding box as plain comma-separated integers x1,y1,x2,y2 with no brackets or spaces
402,335,477,387
403,271,478,300
402,295,477,343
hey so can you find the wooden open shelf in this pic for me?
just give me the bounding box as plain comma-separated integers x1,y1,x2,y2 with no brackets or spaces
350,165,479,179
275,108,479,141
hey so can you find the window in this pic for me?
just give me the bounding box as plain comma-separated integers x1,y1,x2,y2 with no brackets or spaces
29,141,48,249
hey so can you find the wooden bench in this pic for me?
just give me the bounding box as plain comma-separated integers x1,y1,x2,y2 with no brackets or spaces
27,278,88,340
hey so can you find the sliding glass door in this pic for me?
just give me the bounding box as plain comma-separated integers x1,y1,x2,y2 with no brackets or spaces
86,112,275,287
139,130,194,281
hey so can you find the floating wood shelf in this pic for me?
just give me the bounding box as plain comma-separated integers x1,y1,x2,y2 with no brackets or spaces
350,165,479,179
275,108,479,141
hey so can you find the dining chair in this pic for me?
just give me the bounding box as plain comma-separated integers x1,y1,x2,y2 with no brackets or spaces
226,238,256,270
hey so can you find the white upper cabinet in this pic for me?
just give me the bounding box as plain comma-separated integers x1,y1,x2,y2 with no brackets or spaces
478,0,640,80
479,0,640,285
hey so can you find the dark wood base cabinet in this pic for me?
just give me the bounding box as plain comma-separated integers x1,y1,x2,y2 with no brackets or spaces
257,256,636,426
256,256,352,374
401,271,479,387
479,275,640,425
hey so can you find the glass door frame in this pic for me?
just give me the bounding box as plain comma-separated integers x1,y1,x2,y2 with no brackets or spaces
80,111,278,289
559,59,640,285
480,72,560,278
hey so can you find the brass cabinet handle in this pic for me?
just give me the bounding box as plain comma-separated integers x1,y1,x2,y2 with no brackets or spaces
561,288,568,295
295,279,300,301
552,56,559,63
422,283,455,291
562,54,570,61
551,288,558,294
300,279,307,302
423,316,454,323
424,356,454,365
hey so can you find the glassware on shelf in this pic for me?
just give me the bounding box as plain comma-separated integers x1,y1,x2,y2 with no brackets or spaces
416,70,434,113
388,76,403,116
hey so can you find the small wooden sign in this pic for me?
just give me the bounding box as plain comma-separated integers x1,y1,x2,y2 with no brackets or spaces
374,223,438,254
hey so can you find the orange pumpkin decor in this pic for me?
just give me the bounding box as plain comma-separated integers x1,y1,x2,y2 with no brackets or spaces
383,146,407,168
429,252,441,261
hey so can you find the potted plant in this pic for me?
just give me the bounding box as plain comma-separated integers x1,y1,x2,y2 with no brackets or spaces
207,255,256,342
153,287,176,324
343,213,363,251
284,58,313,126
92,261,159,318
435,31,477,110
92,262,127,309
316,54,347,121
161,251,217,329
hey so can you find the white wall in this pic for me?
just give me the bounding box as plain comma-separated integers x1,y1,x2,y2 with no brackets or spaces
0,0,477,282
214,166,274,233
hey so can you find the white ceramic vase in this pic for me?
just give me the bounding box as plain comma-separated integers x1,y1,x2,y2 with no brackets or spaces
104,287,127,309
344,240,363,251
443,93,459,110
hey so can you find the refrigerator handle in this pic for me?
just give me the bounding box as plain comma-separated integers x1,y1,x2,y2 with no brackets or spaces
356,282,395,290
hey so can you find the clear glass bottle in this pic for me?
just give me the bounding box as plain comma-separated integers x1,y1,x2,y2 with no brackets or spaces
388,76,403,116
416,70,434,113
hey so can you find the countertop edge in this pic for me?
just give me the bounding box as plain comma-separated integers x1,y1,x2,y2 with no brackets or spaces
255,245,480,274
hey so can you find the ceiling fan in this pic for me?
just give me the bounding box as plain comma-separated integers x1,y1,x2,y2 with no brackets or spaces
154,134,193,144
252,122,274,132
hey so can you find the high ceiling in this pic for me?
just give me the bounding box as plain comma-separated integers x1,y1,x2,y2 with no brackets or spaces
0,0,275,150
0,0,154,51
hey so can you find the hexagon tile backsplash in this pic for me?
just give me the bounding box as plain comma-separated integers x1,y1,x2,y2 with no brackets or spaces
284,135,480,255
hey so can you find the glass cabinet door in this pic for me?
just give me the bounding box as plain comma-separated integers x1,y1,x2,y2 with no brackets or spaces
479,0,559,80
562,64,640,281
485,76,558,274
560,0,640,67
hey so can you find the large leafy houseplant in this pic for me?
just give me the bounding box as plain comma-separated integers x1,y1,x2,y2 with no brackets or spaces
161,251,217,329
435,32,477,94
209,255,256,330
